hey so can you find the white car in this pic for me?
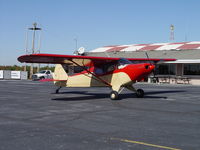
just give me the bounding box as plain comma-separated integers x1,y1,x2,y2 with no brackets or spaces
32,70,53,81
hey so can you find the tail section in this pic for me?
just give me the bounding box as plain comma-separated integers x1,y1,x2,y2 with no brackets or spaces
53,64,68,86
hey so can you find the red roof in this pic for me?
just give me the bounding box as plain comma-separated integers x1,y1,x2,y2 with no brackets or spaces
134,44,149,46
177,44,200,50
106,46,128,52
139,45,162,51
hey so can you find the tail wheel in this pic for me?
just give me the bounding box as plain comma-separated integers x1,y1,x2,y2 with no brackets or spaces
56,89,59,94
55,86,62,94
110,91,119,100
136,89,144,98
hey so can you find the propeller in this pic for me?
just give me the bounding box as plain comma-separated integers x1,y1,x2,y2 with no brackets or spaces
145,52,151,64
145,52,156,79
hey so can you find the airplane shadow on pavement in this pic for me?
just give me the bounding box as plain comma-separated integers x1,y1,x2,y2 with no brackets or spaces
51,90,185,101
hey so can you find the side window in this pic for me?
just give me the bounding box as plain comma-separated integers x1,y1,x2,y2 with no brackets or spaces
46,71,50,74
63,65,90,76
74,66,88,73
107,65,115,72
102,63,116,73
94,68,103,74
62,65,69,73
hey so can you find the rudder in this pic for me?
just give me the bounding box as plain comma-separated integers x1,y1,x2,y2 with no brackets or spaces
53,64,68,87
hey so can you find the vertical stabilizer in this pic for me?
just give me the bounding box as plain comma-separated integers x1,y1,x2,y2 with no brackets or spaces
53,64,68,81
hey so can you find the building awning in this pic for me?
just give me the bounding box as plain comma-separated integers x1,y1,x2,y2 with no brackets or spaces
90,41,200,52
164,59,200,64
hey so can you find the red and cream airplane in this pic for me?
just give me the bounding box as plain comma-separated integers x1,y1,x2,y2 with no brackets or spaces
18,53,175,100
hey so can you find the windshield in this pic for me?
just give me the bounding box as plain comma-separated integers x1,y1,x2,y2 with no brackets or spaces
118,58,132,65
39,70,46,74
117,58,132,69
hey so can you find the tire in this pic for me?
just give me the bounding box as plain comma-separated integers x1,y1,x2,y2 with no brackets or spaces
40,76,45,80
136,89,144,98
110,91,119,100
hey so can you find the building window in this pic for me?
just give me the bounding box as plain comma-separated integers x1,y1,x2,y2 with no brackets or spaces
184,64,200,75
156,64,176,75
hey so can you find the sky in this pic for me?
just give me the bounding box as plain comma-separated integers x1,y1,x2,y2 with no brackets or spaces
1,0,200,65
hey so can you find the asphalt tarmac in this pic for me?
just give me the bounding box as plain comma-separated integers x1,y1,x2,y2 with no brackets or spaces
0,80,200,150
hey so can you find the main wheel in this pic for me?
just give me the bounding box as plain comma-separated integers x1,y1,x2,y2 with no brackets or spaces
136,89,144,98
110,91,119,100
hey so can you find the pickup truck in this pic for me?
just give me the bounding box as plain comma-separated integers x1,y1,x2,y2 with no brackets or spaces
32,70,53,80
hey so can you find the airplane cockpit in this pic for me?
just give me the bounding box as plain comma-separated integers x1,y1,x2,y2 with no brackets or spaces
94,58,133,75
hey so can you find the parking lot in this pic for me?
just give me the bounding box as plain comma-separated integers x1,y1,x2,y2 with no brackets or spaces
0,80,200,150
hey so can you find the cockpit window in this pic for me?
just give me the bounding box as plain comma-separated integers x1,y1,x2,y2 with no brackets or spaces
118,58,132,65
118,58,132,69
39,70,46,74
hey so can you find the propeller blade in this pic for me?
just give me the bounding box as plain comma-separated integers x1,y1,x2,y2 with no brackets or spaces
145,52,152,65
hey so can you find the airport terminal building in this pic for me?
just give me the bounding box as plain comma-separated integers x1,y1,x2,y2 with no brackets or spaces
86,41,200,85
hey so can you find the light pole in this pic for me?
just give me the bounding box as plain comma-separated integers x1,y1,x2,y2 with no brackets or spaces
170,24,174,41
74,37,78,51
28,22,42,78
24,29,29,72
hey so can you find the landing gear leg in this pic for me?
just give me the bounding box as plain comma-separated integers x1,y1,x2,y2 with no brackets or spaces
125,85,144,98
56,86,62,94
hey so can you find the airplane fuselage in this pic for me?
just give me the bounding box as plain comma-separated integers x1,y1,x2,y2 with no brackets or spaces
54,63,155,91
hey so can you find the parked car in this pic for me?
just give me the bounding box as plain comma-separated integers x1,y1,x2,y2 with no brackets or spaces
32,70,53,81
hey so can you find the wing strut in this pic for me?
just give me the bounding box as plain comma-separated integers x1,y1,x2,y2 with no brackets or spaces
70,59,112,87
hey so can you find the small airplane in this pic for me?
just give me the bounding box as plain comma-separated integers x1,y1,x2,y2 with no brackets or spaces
18,53,175,100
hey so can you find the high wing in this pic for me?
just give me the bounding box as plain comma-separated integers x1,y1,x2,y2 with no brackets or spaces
18,54,119,66
18,53,176,66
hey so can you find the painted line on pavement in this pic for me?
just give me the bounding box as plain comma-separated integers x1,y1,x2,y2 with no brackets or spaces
111,137,181,150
